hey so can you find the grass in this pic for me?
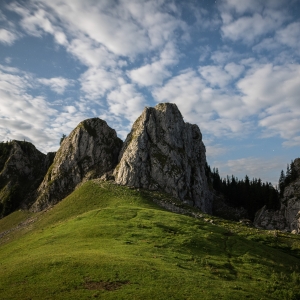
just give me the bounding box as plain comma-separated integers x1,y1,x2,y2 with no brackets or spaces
1,180,300,299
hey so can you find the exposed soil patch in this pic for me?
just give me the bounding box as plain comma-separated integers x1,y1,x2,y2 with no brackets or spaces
84,280,130,291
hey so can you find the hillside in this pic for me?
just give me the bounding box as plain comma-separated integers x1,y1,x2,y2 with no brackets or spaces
1,180,300,300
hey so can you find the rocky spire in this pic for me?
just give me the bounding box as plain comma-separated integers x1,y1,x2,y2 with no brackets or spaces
113,103,213,213
31,118,123,211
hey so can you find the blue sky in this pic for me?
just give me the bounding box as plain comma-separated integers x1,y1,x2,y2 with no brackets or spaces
0,0,299,186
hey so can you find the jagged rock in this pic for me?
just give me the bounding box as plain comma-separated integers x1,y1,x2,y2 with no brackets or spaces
113,103,213,213
254,158,300,232
31,118,123,212
0,141,49,218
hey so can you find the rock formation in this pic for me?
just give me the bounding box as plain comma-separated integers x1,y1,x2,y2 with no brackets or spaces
113,103,213,213
0,141,52,218
31,118,123,212
254,158,300,233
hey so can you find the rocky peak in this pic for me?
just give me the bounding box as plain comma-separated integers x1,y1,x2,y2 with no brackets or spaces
31,118,123,212
0,140,49,218
114,103,213,213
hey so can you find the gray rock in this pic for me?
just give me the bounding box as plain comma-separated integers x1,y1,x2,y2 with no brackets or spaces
254,158,300,233
0,141,48,218
113,103,213,213
31,118,123,211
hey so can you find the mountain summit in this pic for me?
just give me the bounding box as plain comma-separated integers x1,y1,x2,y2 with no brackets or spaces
114,103,213,213
1,103,213,216
31,118,123,211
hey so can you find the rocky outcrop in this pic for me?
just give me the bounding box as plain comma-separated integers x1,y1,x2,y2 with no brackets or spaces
0,141,51,218
254,158,300,233
113,103,213,213
31,118,123,212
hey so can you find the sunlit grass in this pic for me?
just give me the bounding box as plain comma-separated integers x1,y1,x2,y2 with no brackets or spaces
0,180,300,299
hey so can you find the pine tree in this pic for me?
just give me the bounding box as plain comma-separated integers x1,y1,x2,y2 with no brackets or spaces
279,170,286,197
290,160,298,182
60,134,67,145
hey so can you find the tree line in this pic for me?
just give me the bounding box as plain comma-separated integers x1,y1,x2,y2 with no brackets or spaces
206,164,280,220
278,160,298,197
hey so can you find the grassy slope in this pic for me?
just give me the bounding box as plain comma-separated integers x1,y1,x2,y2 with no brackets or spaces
0,180,300,300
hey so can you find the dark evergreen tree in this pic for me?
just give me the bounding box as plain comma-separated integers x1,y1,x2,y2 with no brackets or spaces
279,170,286,197
210,167,280,220
290,161,298,182
60,134,67,145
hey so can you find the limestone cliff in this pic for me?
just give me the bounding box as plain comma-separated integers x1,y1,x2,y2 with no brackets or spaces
31,118,123,212
0,141,52,218
254,158,300,233
113,103,213,213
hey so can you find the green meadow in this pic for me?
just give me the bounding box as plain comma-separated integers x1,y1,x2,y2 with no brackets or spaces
0,180,300,300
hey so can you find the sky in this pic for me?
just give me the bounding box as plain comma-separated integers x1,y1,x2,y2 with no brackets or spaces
0,0,299,186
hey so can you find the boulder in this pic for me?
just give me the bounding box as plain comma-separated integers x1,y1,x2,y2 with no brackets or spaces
113,103,213,213
31,118,123,211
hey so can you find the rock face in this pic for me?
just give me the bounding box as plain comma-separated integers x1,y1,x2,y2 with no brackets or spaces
0,141,51,218
254,158,300,232
31,118,123,212
113,103,213,213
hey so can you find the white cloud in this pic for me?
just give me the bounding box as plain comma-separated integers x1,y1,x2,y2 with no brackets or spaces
199,65,232,88
8,0,190,107
253,22,300,56
276,22,300,49
219,0,288,44
210,48,242,64
80,67,122,100
107,83,146,123
237,63,300,145
8,3,67,46
29,0,187,59
224,62,245,78
129,62,171,87
4,57,12,64
0,66,57,149
67,36,117,68
205,143,228,159
283,136,300,148
221,12,286,44
38,77,73,94
0,29,18,45
252,37,280,53
153,69,207,119
153,68,250,137
220,0,263,15
216,156,284,186
0,65,92,153
238,64,300,111
128,42,178,87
